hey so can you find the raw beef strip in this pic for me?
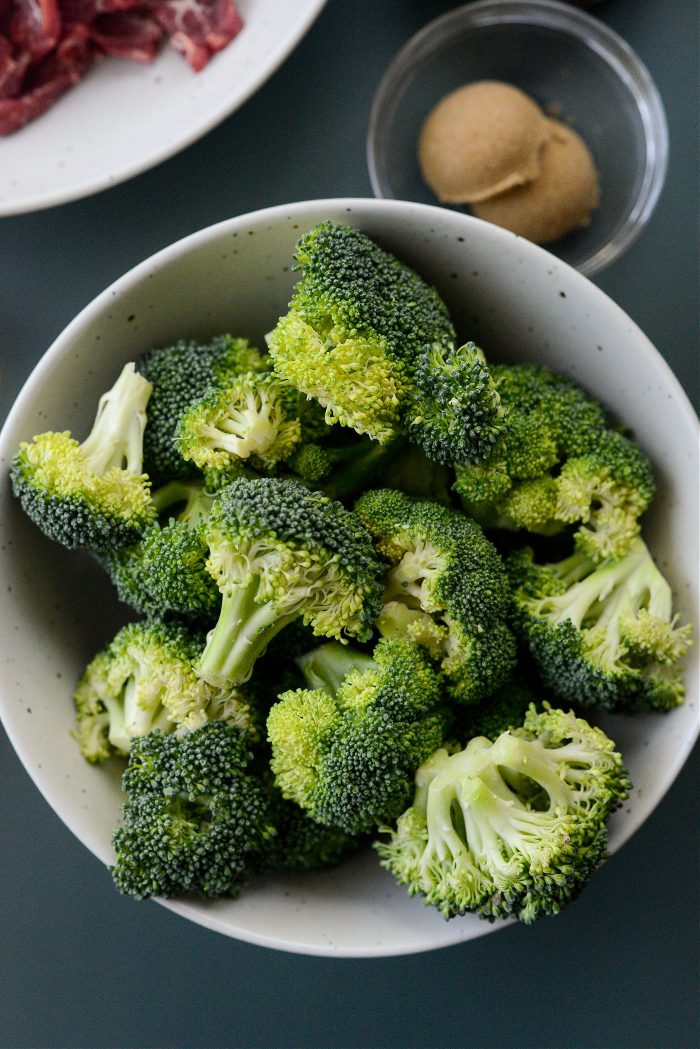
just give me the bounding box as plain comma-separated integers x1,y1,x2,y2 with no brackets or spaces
91,10,162,62
151,0,242,71
8,0,62,61
0,33,30,96
0,21,92,134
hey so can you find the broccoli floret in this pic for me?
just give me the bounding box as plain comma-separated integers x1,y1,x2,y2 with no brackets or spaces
137,334,267,485
73,620,258,763
267,637,450,835
267,222,453,443
453,363,654,560
508,539,693,712
196,477,384,688
407,341,507,466
267,224,503,466
175,370,306,473
355,488,517,703
111,721,273,899
554,429,656,561
11,363,155,552
377,704,630,923
101,481,220,622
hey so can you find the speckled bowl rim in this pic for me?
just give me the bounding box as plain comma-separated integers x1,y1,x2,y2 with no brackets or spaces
0,198,697,956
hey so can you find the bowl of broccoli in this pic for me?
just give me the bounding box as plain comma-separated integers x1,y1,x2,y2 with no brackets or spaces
0,199,697,956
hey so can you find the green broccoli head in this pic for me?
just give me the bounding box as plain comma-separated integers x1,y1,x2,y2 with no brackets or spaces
267,637,450,835
137,334,267,485
508,539,693,712
407,341,507,466
376,704,630,923
196,477,385,688
175,370,305,473
111,721,273,899
355,488,517,703
11,363,156,552
453,363,654,561
72,619,258,763
554,429,655,561
100,481,220,622
267,222,455,444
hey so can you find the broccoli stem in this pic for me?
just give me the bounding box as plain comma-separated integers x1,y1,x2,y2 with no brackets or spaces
323,440,402,501
297,642,375,695
79,363,152,475
196,579,299,687
543,542,647,629
152,480,217,524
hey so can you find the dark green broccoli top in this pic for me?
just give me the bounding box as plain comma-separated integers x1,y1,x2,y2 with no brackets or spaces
137,334,267,485
112,722,272,899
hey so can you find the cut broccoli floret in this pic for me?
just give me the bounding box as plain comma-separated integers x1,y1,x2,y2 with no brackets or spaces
267,637,450,835
377,704,630,923
11,363,155,552
111,721,273,899
268,222,452,443
72,620,258,763
176,370,305,473
355,488,517,703
453,363,654,561
100,481,220,622
196,477,385,688
407,341,507,466
508,538,693,711
137,334,267,485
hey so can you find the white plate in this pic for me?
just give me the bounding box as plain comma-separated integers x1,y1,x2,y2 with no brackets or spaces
0,199,697,955
0,0,326,216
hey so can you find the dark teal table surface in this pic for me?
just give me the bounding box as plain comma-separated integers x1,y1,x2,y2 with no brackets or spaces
1,2,698,1047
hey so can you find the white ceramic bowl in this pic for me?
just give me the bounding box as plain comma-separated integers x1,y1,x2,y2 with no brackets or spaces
0,199,697,956
0,0,326,216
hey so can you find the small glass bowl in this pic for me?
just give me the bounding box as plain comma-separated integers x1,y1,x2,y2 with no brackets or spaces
367,0,668,276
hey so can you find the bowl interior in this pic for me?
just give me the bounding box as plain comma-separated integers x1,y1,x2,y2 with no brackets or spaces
0,199,697,956
368,3,665,275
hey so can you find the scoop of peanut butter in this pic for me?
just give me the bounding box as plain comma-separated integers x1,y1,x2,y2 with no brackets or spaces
417,80,599,244
472,119,600,244
418,81,551,204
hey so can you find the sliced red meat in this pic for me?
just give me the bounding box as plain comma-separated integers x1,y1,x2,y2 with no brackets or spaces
0,20,92,134
60,0,145,29
151,0,242,71
9,0,62,61
0,34,31,97
91,9,161,62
